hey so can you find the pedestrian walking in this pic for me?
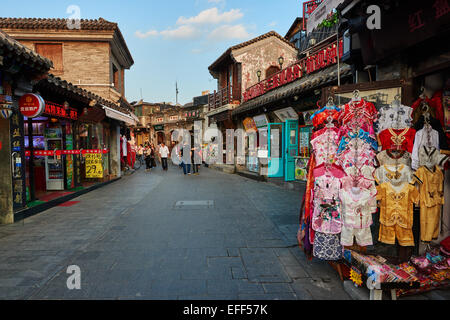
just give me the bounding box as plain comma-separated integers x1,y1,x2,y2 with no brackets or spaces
150,144,157,168
192,145,201,175
180,143,191,175
144,145,152,172
159,141,169,171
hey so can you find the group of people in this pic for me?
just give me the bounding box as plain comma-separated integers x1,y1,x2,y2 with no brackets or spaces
136,142,169,172
136,141,204,175
178,143,202,176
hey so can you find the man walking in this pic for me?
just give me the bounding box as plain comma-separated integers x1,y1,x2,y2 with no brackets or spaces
159,141,169,171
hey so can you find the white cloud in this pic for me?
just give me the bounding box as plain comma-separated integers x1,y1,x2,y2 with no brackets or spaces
160,25,200,40
135,30,159,39
177,8,243,25
269,21,277,27
135,7,249,44
208,24,250,41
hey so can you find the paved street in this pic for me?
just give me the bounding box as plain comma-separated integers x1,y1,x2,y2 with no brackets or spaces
0,164,351,300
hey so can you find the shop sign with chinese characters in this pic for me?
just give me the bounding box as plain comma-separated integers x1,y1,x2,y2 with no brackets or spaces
19,93,45,118
44,101,78,120
10,110,26,209
243,39,343,102
84,153,103,179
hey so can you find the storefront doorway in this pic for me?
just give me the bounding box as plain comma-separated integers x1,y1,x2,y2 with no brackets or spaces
284,119,299,181
268,123,284,178
157,131,165,145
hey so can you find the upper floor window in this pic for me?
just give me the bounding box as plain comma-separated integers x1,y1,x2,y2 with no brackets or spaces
112,64,120,90
35,43,63,72
266,66,281,79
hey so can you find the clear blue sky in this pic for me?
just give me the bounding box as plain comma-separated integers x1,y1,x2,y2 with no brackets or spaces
1,0,306,104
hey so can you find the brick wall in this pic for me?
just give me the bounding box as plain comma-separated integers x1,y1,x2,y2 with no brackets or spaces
234,37,298,93
19,40,115,100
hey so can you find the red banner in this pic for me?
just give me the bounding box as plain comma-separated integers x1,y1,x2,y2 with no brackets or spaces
243,39,344,102
25,149,109,157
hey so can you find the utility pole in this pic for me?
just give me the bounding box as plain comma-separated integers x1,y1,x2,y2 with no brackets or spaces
176,82,179,105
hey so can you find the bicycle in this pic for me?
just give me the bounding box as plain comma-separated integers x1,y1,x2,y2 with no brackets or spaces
134,154,145,170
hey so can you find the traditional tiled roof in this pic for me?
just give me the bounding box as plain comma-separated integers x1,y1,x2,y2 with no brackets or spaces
0,17,117,31
0,28,52,72
0,17,134,67
37,74,130,114
209,31,297,72
232,64,352,116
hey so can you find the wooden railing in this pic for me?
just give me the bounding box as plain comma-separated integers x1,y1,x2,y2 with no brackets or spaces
207,85,241,110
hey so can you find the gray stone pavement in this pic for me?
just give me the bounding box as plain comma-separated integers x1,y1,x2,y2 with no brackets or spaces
0,163,352,300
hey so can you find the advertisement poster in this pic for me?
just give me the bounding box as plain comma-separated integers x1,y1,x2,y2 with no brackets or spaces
85,153,103,179
66,134,74,189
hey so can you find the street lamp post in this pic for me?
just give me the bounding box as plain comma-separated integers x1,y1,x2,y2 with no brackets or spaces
278,56,284,70
256,70,262,82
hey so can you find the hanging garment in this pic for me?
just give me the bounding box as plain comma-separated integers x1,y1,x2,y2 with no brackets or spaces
311,105,341,121
378,128,416,153
122,136,128,157
414,115,449,150
376,150,412,167
336,139,377,169
303,154,316,254
311,126,339,140
337,129,378,154
312,108,341,128
415,166,445,242
418,146,449,169
411,90,444,129
338,100,377,138
313,163,346,179
376,182,419,247
313,232,343,261
344,164,376,181
376,104,413,133
341,175,377,197
312,174,342,234
411,127,440,170
339,188,377,247
374,164,415,185
310,128,339,166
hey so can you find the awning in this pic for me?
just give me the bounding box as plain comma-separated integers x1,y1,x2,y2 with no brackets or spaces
129,111,140,123
232,64,352,117
102,105,136,125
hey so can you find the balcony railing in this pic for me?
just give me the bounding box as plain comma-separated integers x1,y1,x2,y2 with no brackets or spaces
207,85,241,111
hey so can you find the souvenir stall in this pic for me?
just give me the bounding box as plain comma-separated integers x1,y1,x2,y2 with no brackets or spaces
298,89,450,299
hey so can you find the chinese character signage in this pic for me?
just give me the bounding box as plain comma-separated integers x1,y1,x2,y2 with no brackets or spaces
10,108,26,209
244,39,343,102
19,93,45,118
84,153,103,179
44,101,78,120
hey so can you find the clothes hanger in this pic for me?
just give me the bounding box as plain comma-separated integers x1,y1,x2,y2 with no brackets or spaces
392,94,401,108
325,115,335,128
351,90,361,102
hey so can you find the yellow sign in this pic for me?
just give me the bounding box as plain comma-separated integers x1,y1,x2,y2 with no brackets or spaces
85,153,103,178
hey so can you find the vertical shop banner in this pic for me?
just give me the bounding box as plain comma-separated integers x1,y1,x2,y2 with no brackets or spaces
66,134,74,189
84,153,103,178
10,109,26,209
